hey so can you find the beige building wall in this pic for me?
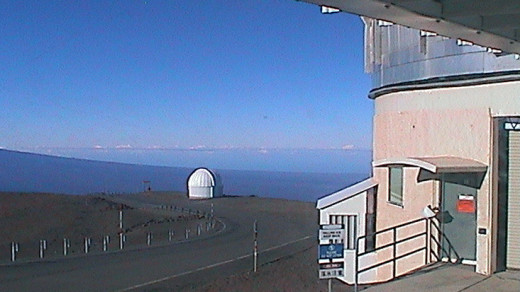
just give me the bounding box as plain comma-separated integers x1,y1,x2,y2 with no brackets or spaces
373,167,437,281
373,108,491,162
374,81,520,117
369,80,520,277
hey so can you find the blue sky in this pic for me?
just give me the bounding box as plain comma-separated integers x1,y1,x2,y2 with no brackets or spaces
0,0,373,173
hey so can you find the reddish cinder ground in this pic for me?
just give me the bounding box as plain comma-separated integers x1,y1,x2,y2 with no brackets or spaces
0,192,210,262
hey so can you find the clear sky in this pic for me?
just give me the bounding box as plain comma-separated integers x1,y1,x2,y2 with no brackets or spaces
0,0,373,172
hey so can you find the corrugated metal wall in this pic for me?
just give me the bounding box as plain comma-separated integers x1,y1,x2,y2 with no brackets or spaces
507,131,520,269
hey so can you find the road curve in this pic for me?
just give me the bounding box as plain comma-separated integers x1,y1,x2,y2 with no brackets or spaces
0,194,317,291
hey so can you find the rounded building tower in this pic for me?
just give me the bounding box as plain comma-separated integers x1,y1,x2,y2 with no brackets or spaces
187,168,223,199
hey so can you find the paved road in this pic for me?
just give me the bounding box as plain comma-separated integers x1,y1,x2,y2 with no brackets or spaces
0,194,317,291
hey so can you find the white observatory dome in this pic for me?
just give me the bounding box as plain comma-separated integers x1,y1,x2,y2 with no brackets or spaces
187,168,223,199
188,168,215,188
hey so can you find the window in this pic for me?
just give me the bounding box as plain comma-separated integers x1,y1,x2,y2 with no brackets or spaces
329,214,357,250
365,213,376,251
388,166,403,205
365,187,377,252
419,35,427,54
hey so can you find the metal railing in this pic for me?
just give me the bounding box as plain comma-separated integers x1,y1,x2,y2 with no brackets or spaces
429,219,461,263
354,216,460,289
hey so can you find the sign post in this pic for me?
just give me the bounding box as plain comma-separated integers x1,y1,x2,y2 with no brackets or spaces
318,224,346,292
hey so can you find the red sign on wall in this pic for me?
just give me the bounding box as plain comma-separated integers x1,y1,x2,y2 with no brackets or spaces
457,195,475,213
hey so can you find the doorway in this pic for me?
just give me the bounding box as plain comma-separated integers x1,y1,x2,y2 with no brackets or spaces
441,176,478,262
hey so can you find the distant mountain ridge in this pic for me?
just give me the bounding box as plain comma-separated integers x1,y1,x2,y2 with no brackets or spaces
0,149,193,194
0,149,367,202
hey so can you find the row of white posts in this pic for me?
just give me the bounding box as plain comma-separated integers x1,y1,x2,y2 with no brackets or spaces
156,203,215,220
9,203,217,262
9,221,215,262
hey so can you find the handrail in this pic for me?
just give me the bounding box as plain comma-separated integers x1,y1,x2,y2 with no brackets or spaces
354,216,461,291
358,217,426,241
358,246,427,274
354,217,428,291
429,219,461,263
358,231,427,257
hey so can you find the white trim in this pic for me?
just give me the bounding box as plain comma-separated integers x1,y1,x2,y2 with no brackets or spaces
505,122,520,130
462,259,477,266
316,178,377,209
374,158,437,172
441,257,460,264
373,156,487,173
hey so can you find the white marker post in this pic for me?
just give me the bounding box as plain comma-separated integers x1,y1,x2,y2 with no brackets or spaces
119,233,124,250
84,237,91,254
11,242,18,262
103,235,109,252
253,220,258,272
147,232,152,246
63,238,70,256
39,240,47,259
119,204,124,250
119,208,123,230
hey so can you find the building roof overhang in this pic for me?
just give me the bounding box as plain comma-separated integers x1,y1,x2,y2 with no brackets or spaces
373,156,488,173
316,178,377,209
300,0,520,54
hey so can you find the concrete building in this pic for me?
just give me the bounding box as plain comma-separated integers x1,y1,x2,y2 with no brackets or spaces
309,0,520,286
187,168,223,199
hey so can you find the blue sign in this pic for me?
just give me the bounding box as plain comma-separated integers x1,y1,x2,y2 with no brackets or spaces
319,244,344,259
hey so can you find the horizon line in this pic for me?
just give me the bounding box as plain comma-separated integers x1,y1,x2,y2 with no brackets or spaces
5,146,373,152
